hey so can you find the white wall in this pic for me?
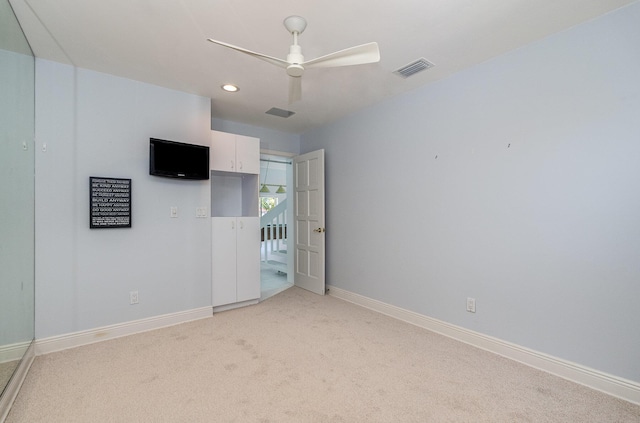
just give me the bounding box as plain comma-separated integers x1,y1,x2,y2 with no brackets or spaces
301,3,640,382
35,60,212,339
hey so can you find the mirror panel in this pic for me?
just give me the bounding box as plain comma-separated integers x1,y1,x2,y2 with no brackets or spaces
0,0,35,399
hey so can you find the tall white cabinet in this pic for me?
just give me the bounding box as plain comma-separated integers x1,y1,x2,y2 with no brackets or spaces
210,130,260,310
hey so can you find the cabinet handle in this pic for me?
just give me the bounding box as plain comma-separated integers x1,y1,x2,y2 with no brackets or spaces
238,161,243,170
239,220,244,229
230,160,234,170
231,221,235,230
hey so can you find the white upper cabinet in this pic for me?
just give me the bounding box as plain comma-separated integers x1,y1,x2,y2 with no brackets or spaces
210,130,260,174
234,134,260,174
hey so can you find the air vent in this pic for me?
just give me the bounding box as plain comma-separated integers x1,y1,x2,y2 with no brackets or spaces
265,107,295,118
393,58,435,78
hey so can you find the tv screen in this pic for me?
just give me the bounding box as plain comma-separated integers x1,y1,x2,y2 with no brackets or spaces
149,138,209,180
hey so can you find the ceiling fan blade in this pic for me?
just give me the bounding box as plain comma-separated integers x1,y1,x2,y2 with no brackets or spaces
303,42,380,69
207,38,289,68
289,76,302,104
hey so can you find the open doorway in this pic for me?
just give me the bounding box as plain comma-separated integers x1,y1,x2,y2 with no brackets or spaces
259,153,294,300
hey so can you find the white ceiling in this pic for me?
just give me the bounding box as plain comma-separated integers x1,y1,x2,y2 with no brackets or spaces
10,0,635,134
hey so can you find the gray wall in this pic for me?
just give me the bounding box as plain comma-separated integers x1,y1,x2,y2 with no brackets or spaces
301,3,640,382
35,60,212,339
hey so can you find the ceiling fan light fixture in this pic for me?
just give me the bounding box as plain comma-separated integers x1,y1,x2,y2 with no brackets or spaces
221,84,239,92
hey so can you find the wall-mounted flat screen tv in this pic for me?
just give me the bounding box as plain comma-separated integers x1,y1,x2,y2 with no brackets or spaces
149,138,209,180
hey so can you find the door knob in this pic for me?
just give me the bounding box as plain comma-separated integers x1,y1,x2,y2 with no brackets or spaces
313,228,325,233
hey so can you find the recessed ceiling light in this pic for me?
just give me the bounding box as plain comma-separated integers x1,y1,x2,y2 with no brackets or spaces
221,84,239,92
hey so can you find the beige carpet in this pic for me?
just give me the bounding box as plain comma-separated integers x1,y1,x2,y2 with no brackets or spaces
0,360,19,396
6,287,640,422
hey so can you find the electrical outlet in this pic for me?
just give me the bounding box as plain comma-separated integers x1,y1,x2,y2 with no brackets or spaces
130,290,139,305
196,207,207,217
170,206,178,218
466,297,476,313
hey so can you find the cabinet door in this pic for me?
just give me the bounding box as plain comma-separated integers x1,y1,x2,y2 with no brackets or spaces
210,130,237,172
212,217,237,306
236,217,261,302
235,134,260,174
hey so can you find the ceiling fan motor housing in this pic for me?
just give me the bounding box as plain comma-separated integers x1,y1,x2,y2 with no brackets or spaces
286,44,305,76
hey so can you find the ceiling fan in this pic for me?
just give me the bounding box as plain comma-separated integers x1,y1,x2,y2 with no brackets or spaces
207,15,380,103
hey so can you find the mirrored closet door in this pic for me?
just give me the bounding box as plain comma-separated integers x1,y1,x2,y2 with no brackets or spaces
0,0,36,409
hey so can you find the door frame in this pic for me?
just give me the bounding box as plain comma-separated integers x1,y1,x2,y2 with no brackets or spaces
260,150,296,283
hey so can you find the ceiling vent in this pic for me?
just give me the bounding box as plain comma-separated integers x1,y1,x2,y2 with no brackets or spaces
265,107,295,118
393,58,435,78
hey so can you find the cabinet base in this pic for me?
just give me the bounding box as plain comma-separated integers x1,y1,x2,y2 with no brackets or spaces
213,298,259,313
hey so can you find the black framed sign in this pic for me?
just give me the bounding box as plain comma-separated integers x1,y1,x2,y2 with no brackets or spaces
90,177,132,229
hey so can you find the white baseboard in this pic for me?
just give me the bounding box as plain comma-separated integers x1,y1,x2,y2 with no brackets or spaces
327,285,640,406
35,306,213,356
0,341,32,364
0,341,35,423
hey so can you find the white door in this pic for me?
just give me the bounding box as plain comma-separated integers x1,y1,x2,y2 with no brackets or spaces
293,149,325,295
